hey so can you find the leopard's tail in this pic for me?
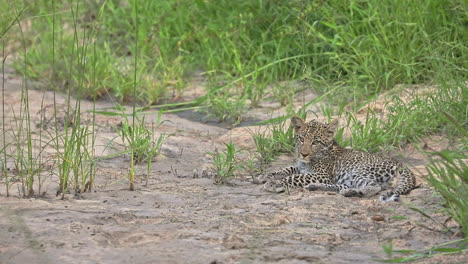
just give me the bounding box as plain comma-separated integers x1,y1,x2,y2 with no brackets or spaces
380,167,416,202
396,167,417,194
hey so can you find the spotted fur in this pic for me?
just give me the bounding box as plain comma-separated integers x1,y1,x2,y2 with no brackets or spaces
257,116,416,202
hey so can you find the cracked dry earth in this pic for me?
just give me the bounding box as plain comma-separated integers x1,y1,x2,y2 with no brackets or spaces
1,71,467,264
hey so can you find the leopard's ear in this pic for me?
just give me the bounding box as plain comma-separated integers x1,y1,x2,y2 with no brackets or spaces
290,116,305,132
327,119,339,137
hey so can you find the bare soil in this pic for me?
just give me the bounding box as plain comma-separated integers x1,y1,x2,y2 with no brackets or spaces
0,70,466,264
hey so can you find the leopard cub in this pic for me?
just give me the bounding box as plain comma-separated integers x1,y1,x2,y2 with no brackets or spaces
255,116,416,202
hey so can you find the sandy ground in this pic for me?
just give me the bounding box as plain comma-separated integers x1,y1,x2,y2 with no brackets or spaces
0,70,466,264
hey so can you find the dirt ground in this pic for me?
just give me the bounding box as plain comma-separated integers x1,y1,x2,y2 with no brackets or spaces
0,69,466,264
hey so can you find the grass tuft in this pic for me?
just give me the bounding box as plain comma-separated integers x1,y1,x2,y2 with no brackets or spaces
427,149,467,237
3,0,465,108
210,142,240,185
253,121,295,164
379,238,467,263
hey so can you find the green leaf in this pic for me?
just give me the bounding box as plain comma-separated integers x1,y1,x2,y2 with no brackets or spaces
391,249,417,254
89,110,126,116
256,86,340,126
433,247,462,253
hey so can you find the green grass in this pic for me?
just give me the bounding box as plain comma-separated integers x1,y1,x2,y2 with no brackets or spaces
1,0,465,109
427,148,467,238
334,82,467,153
210,142,240,184
56,123,96,197
2,0,466,147
203,90,247,124
0,0,161,196
380,238,468,263
116,116,165,164
253,121,295,164
115,115,166,186
1,44,7,196
3,5,39,197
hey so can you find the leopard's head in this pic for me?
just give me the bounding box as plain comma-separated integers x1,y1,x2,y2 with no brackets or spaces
291,116,338,164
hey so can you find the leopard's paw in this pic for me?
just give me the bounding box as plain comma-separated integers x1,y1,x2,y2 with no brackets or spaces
340,189,364,197
379,192,400,202
253,173,270,184
263,180,286,193
304,183,319,191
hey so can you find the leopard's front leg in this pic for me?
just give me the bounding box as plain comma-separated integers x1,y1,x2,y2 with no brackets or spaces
305,182,382,198
253,166,299,184
264,172,334,193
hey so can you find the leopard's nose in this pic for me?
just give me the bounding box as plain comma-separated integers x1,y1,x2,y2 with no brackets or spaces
300,152,308,158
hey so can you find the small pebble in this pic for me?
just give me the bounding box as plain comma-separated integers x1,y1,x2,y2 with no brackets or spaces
371,215,385,222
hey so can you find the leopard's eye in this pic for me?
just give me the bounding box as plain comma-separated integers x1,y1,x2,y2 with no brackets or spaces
297,135,305,143
311,141,319,145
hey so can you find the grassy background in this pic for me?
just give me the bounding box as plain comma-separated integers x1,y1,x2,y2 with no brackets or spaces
1,1,466,166
2,0,466,105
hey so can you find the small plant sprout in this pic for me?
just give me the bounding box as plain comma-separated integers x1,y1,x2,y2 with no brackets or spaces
116,115,166,187
210,142,240,185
